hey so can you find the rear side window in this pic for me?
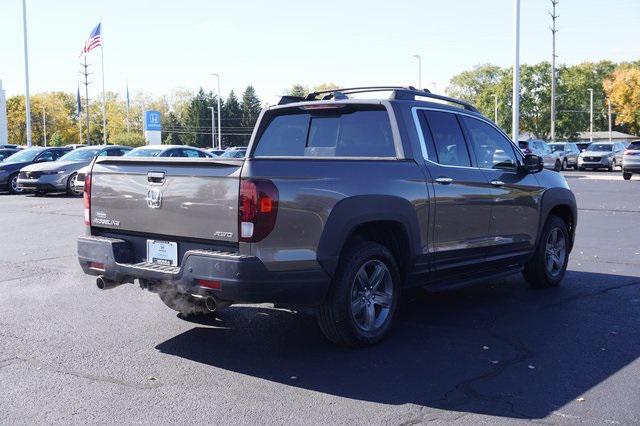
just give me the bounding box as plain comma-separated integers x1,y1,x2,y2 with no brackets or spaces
629,141,640,150
253,108,395,158
423,111,471,167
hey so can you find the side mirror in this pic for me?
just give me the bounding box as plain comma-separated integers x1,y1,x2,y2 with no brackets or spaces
35,157,47,163
521,154,543,174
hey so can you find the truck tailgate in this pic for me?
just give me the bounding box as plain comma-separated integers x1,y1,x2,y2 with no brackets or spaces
89,158,241,243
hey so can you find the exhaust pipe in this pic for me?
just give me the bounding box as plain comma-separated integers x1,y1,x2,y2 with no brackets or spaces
204,296,217,312
96,276,124,290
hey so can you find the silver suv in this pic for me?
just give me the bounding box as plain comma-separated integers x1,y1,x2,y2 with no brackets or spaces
578,142,625,171
77,86,577,347
622,140,640,180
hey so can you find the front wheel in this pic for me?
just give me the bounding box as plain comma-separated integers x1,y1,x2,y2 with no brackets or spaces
523,215,569,288
8,173,23,194
623,171,632,180
317,240,400,347
66,173,83,197
561,159,567,171
554,160,562,172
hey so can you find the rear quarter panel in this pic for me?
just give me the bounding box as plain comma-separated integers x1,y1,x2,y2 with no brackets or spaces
242,159,429,272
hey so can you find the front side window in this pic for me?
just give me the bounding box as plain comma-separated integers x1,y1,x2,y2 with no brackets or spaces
253,107,395,158
37,151,56,162
423,110,471,167
461,116,518,170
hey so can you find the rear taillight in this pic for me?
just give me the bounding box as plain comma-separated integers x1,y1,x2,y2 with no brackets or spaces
238,179,278,242
83,171,91,226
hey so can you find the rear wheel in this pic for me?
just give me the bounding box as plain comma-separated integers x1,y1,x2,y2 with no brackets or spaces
561,159,567,171
8,173,23,194
623,171,632,180
608,159,616,172
66,173,83,196
554,160,562,172
158,290,211,316
523,215,569,288
317,240,400,347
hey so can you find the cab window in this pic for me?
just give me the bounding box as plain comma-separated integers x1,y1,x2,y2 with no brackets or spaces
460,116,518,170
422,110,471,167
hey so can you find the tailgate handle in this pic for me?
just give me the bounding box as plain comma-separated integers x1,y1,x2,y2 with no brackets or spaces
147,171,165,184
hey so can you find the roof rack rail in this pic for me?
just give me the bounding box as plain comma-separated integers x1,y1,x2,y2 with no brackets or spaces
278,95,306,105
303,86,479,113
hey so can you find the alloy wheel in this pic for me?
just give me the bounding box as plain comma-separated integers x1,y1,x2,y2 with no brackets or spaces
350,259,393,332
545,227,566,277
10,175,22,194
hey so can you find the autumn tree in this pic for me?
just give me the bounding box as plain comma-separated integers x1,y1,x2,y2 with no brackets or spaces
604,64,640,135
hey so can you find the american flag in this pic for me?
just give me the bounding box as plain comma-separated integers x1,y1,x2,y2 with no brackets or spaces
80,23,102,56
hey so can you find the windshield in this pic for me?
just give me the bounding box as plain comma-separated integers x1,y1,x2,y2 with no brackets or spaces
3,149,41,163
59,148,100,161
125,148,162,157
549,144,565,152
220,149,246,158
628,141,640,150
588,144,613,152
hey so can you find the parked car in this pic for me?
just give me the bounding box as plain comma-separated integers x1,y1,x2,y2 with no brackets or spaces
77,86,577,347
548,142,580,170
0,144,22,149
65,144,87,150
519,140,562,171
17,145,131,196
0,148,20,162
0,147,71,194
578,142,625,171
125,145,212,158
207,149,226,156
219,147,247,158
622,140,640,180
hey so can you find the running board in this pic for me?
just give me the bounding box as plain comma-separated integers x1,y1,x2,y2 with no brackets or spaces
423,266,523,292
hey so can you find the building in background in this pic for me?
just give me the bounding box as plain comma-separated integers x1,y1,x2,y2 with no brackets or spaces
0,80,7,145
575,131,637,144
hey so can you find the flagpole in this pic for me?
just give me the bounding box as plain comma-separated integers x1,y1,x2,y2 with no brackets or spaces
22,0,32,147
100,20,106,145
126,79,130,133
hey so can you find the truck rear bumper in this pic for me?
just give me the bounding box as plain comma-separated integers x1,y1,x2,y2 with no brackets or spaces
77,236,331,305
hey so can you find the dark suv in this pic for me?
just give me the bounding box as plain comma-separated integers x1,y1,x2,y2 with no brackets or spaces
78,86,577,347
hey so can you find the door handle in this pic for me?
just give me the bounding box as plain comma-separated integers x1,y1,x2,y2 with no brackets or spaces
435,177,453,185
147,171,165,184
490,180,505,187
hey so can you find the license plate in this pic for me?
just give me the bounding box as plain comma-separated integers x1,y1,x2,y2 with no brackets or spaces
146,240,178,266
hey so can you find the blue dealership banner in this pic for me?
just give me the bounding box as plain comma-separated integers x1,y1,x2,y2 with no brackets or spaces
144,110,162,131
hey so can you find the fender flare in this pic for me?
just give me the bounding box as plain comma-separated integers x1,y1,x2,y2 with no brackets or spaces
537,187,578,248
316,195,422,278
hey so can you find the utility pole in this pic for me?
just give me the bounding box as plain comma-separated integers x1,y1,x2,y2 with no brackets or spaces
512,0,521,143
608,99,612,142
208,106,216,148
413,55,422,89
79,57,92,145
588,88,594,142
22,0,32,147
42,107,47,146
492,94,498,123
549,0,559,142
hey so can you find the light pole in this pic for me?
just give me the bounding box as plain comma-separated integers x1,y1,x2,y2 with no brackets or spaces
42,107,47,146
588,88,594,142
412,55,422,89
211,73,222,149
608,99,612,142
512,0,521,143
550,0,559,142
492,94,498,123
208,106,216,148
22,0,32,147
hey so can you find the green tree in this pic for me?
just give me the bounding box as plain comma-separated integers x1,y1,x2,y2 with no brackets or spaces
49,131,64,147
286,84,308,97
240,86,262,144
222,90,243,147
109,132,146,147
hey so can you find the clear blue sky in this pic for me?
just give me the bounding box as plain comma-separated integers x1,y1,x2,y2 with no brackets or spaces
1,0,638,105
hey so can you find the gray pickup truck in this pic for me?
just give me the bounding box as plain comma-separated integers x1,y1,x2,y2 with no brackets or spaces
77,86,577,347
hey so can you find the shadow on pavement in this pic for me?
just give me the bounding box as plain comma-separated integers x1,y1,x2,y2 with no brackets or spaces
156,270,640,419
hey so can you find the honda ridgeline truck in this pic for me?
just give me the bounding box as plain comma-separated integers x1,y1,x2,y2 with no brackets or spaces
77,87,577,347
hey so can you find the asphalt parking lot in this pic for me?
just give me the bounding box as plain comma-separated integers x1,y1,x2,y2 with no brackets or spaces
1,170,639,424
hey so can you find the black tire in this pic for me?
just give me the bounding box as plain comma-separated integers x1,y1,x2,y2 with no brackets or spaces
561,159,567,171
317,240,400,347
523,215,569,288
7,173,23,194
158,290,210,316
578,166,585,171
554,160,562,172
608,161,614,172
66,173,82,197
623,171,632,180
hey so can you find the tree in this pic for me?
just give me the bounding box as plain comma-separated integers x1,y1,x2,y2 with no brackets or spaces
520,62,552,140
222,90,243,147
49,131,64,147
286,84,308,97
109,132,146,147
604,64,640,135
240,86,262,144
447,64,503,103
